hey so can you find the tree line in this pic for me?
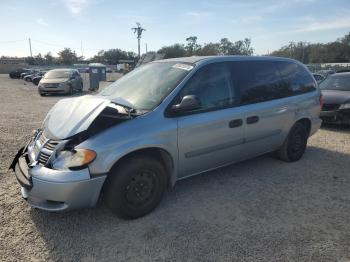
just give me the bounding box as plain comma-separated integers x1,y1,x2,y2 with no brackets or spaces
269,32,350,63
20,48,137,66
157,36,254,58
2,31,349,65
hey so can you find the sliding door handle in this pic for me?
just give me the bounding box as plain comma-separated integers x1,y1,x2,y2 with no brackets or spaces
246,116,259,124
229,119,243,128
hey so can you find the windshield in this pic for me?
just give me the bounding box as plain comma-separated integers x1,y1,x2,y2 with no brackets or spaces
319,74,350,91
44,70,71,79
99,62,194,110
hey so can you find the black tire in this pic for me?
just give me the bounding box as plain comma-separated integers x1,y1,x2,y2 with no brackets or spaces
39,92,45,96
104,155,167,219
68,85,73,95
277,122,308,162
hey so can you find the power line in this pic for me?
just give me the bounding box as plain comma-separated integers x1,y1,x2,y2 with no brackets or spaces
0,39,26,44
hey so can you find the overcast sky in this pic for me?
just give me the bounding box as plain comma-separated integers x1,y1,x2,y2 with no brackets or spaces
0,0,349,58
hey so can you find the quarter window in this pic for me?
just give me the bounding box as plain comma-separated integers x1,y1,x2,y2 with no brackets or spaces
277,62,316,95
230,61,290,105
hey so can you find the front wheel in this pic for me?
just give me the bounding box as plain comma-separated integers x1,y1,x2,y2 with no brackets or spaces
104,155,167,219
68,85,73,95
277,122,308,162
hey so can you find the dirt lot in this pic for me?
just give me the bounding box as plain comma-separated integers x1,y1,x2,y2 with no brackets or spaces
0,74,350,262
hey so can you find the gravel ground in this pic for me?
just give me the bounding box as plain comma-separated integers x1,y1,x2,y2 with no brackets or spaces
0,74,350,262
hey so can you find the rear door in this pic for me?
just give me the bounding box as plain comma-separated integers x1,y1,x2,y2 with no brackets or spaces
175,62,246,177
230,61,296,157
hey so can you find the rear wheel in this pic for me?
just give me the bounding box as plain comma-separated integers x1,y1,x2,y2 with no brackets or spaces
104,155,167,219
277,122,308,162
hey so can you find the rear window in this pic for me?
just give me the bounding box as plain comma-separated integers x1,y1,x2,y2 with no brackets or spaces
319,74,350,91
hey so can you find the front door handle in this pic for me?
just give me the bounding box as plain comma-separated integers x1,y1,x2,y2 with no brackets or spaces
229,119,243,128
246,116,259,124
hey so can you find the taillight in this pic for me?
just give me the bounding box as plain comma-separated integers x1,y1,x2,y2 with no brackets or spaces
319,95,324,108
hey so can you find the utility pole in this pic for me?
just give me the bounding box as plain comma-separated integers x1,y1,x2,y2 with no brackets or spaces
145,43,148,53
131,22,146,58
80,40,84,58
302,42,305,64
28,38,33,57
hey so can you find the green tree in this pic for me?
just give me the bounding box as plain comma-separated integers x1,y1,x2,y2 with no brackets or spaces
44,52,54,65
219,38,234,55
157,44,186,59
25,56,35,65
198,42,220,55
57,48,78,65
91,49,136,64
185,36,201,56
269,32,350,63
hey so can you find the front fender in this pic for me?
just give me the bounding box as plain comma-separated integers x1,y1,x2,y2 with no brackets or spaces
78,114,179,184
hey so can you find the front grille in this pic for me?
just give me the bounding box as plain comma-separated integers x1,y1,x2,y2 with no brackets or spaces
43,83,59,88
38,151,51,165
32,132,61,166
322,104,340,111
44,140,60,150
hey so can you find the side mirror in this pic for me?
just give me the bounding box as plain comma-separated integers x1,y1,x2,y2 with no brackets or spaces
171,95,201,114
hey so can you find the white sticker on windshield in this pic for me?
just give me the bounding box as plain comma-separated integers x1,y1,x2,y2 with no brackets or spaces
172,63,193,71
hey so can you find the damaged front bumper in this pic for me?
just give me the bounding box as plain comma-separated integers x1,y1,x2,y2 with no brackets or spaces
10,137,107,211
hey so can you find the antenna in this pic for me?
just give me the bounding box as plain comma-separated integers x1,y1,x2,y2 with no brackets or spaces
131,22,146,58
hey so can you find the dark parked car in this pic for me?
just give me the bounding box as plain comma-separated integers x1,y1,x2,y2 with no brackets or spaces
32,71,48,85
320,72,350,124
313,73,325,84
336,69,350,73
20,69,35,79
317,69,335,78
9,68,27,79
23,70,41,82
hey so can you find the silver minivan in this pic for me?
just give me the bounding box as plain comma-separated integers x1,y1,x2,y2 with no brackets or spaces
11,56,322,219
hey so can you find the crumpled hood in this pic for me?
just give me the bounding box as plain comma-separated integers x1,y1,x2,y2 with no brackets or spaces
321,90,350,105
43,95,114,139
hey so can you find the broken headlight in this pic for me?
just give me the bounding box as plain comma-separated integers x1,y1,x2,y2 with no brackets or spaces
52,149,96,170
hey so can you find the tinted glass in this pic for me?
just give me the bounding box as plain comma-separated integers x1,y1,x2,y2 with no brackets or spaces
44,70,71,79
277,62,316,95
314,74,323,81
100,62,193,110
319,74,350,91
178,62,235,111
230,61,289,105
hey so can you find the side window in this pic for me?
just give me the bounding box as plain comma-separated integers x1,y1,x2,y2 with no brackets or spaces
178,62,236,111
230,61,290,105
277,62,316,95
